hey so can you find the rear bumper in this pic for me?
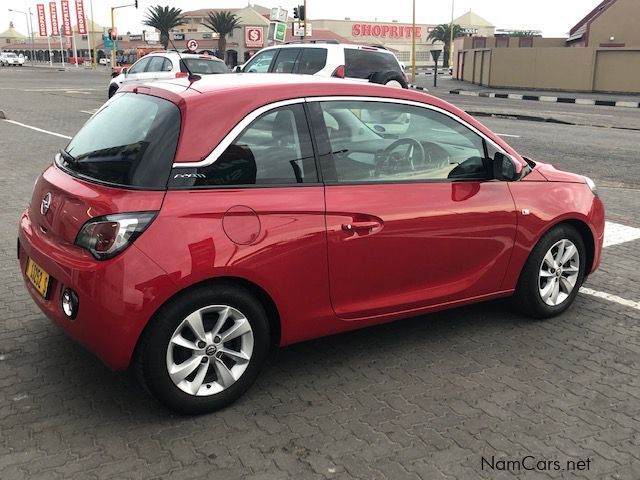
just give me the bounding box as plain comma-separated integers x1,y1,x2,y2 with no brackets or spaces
18,208,174,370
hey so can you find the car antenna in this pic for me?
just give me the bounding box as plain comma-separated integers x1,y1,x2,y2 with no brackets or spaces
166,33,200,82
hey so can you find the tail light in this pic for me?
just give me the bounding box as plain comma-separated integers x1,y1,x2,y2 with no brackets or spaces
403,72,409,83
75,212,157,260
332,65,345,78
175,72,189,78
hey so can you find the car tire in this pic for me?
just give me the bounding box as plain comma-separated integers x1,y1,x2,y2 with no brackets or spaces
513,224,586,319
135,283,271,414
369,70,409,89
108,85,119,98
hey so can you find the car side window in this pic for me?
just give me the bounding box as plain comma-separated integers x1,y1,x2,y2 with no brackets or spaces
344,49,401,79
317,100,488,184
162,58,173,71
191,104,318,186
244,50,277,73
296,48,327,75
271,48,301,73
128,57,151,74
146,56,166,73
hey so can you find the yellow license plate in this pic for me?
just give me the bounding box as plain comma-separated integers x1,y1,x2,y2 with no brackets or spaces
26,258,50,298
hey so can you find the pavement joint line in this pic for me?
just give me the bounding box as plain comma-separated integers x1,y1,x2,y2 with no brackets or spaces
448,89,639,108
496,133,521,138
3,119,72,140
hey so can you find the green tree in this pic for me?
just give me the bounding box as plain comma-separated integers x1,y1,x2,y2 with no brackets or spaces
427,23,464,68
143,5,186,50
201,11,242,61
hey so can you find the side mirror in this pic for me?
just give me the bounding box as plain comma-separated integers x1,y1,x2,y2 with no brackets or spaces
233,65,242,73
493,152,519,181
122,67,129,76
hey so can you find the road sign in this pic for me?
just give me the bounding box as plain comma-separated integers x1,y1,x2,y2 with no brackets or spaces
187,39,199,52
293,22,312,37
245,27,264,48
270,7,288,23
269,21,287,42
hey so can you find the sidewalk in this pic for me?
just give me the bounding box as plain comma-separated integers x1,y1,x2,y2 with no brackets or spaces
413,76,640,107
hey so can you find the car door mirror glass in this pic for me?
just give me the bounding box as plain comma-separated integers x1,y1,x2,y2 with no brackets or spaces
493,152,518,181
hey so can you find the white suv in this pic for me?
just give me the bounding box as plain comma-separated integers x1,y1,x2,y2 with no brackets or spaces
236,42,408,88
108,51,229,98
1,52,25,67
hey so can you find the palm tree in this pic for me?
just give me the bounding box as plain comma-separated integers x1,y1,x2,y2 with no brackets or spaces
201,11,242,61
143,5,186,50
427,24,464,68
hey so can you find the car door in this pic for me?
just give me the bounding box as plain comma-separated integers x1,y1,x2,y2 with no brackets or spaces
308,98,518,320
121,56,151,85
242,49,278,73
145,55,171,81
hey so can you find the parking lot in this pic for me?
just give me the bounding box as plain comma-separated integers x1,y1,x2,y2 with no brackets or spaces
1,67,639,479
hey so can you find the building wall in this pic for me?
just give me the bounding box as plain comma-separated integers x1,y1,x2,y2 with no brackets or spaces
457,46,640,93
588,0,640,47
593,49,640,92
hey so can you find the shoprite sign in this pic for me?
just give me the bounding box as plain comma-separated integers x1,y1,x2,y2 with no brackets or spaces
352,23,422,38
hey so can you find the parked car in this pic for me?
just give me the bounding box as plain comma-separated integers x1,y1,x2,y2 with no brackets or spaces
99,57,111,65
1,52,25,66
108,51,229,98
19,74,604,414
67,56,85,65
235,42,409,88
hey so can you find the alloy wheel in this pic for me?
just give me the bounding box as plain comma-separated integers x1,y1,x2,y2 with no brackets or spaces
538,239,580,306
166,305,254,396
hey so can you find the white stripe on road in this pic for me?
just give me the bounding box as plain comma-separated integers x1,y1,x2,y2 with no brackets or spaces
496,133,521,138
3,120,71,139
578,221,640,310
603,221,640,248
579,287,640,311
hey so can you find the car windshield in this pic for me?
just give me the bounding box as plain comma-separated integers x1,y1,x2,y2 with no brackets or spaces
58,93,180,189
6,53,17,58
180,58,228,74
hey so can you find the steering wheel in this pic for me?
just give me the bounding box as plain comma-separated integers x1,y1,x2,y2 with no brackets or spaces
377,138,426,174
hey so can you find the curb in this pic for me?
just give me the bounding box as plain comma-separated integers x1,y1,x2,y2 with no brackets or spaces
408,84,428,92
449,89,640,109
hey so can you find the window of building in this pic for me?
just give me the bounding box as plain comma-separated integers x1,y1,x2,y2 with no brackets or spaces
495,36,509,48
414,51,431,61
472,37,486,49
519,37,533,48
396,51,410,62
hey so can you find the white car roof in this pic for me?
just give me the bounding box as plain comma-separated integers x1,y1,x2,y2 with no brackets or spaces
259,43,396,54
146,51,225,62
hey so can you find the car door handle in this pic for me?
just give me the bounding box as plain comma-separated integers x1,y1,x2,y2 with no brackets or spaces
342,221,381,232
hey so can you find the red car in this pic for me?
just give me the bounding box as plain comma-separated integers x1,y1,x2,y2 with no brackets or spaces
18,75,604,414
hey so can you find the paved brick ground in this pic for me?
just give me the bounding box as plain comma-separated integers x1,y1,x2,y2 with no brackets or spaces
1,69,639,479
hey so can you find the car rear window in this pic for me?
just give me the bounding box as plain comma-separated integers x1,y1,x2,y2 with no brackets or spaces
180,58,228,74
344,49,401,79
58,93,180,189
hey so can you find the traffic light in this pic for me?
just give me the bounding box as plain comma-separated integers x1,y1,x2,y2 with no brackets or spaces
293,6,299,19
134,0,138,7
299,5,305,21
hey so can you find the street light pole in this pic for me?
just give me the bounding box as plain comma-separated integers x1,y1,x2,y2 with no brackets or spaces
449,0,455,69
28,7,36,65
411,0,416,83
8,9,35,66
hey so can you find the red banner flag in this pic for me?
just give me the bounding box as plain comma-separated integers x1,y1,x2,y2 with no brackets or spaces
75,0,87,35
37,4,48,37
49,2,60,36
60,0,72,36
